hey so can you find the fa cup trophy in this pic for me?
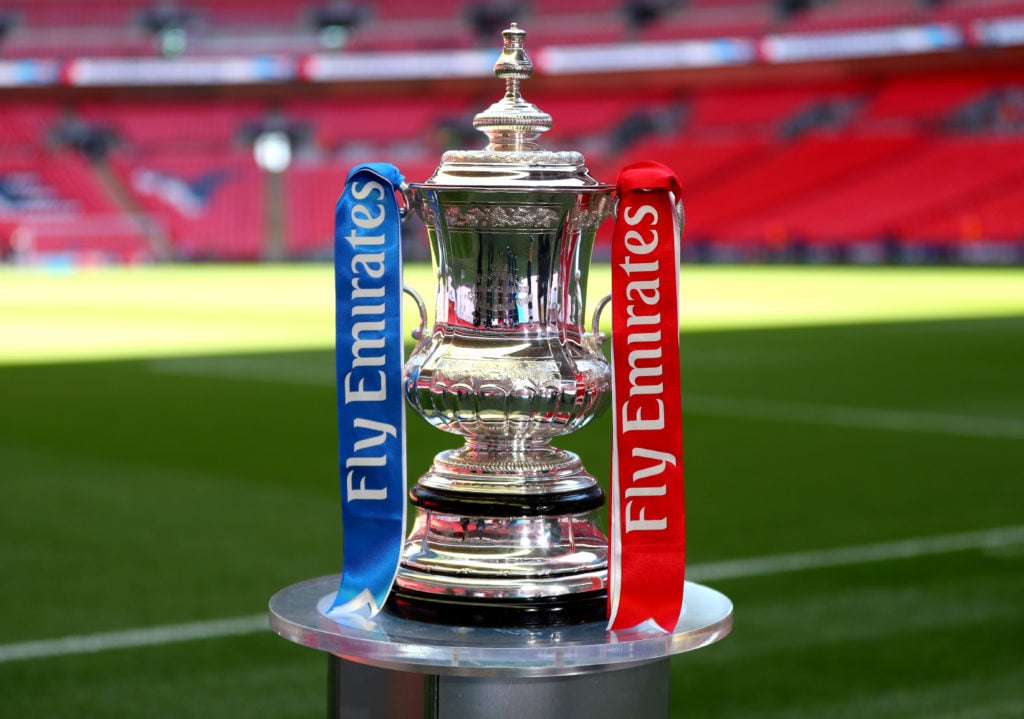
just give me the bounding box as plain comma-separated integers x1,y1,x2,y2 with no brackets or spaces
391,24,614,627
327,22,688,634
271,22,731,718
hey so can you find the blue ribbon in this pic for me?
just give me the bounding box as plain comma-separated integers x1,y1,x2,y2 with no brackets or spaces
328,163,407,618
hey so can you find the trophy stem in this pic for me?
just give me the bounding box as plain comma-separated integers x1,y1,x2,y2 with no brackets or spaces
415,442,604,503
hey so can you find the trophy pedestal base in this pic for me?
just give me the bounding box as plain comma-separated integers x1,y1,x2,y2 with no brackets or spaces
386,586,607,628
270,574,732,719
329,652,670,719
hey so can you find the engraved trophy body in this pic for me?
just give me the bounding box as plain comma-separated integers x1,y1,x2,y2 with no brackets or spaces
390,24,615,626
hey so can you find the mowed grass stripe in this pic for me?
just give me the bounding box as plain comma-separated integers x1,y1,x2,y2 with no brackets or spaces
4,265,1024,365
150,356,1024,440
4,524,1021,665
685,394,1024,440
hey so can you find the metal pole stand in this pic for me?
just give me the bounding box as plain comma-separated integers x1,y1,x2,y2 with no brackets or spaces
270,576,732,719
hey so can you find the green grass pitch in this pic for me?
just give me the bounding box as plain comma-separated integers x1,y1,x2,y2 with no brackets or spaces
1,264,1023,717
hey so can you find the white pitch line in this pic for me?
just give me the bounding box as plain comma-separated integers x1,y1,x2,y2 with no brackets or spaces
2,525,1023,665
0,614,267,665
688,524,1024,583
148,357,333,387
685,394,1024,440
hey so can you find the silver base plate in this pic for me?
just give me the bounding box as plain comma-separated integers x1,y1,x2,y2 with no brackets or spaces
269,574,732,678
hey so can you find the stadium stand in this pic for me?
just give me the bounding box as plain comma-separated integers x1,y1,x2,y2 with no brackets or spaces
783,0,925,32
0,99,154,262
1,0,1023,263
792,136,1024,241
108,150,265,260
640,1,780,41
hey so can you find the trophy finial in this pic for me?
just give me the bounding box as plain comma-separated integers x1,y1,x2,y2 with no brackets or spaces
472,23,552,152
494,22,532,87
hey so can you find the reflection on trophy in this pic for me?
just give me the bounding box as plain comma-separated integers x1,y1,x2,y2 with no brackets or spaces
390,23,616,626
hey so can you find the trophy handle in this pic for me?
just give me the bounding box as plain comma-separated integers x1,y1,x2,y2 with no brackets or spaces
397,182,414,221
403,284,428,341
398,181,428,342
591,293,612,344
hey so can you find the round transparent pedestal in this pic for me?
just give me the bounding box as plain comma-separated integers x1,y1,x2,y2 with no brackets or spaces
269,574,732,718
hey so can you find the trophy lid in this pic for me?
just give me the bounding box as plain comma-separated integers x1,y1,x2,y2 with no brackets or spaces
415,23,609,190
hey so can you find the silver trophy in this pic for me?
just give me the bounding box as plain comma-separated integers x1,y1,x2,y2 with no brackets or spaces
390,24,616,626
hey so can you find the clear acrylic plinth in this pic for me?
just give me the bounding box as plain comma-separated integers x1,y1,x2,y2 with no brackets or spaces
269,574,732,678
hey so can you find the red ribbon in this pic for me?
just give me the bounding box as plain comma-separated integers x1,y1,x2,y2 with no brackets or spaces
607,161,686,632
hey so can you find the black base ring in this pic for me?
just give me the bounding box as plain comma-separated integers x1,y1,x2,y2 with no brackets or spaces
410,484,605,518
386,587,608,628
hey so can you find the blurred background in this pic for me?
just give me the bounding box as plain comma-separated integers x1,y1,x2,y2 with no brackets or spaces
1,0,1023,266
2,2,1024,719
